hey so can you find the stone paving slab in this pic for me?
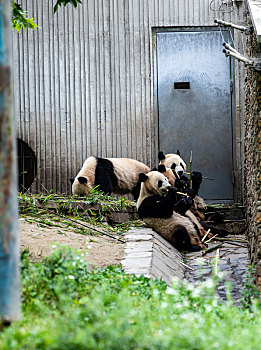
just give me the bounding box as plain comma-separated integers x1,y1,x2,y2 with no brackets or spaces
122,227,186,283
185,234,249,303
122,226,250,304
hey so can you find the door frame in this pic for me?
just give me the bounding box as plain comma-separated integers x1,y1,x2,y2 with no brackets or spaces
153,26,236,203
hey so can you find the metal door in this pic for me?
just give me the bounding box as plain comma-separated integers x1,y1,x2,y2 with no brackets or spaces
155,29,234,200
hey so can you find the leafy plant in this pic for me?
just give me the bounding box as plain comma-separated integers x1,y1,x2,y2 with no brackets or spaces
18,191,137,238
54,0,82,13
241,266,260,310
0,247,261,350
11,2,38,32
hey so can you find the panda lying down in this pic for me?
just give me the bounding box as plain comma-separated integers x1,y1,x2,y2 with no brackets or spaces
137,171,227,252
72,156,150,200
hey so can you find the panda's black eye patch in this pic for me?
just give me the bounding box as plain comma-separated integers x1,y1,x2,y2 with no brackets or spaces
158,180,163,187
181,163,184,169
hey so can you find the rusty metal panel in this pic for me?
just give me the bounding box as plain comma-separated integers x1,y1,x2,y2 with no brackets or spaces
12,0,246,195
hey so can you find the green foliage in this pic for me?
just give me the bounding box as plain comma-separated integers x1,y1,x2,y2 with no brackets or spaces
11,2,38,32
0,247,261,349
54,0,82,13
241,266,260,310
18,191,137,237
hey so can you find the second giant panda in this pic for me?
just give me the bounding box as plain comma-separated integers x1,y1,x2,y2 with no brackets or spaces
72,156,150,199
137,171,206,252
158,150,186,177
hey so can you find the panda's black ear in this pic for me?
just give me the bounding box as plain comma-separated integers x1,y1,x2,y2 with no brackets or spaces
158,164,166,173
177,150,180,156
158,151,165,161
139,173,149,182
171,163,177,170
69,178,75,184
77,176,88,184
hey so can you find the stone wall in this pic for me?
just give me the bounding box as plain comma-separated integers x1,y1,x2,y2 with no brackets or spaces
244,19,261,290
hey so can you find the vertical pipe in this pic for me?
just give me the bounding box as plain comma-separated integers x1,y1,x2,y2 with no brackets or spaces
0,1,20,321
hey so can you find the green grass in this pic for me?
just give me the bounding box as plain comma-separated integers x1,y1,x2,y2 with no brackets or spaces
0,247,260,350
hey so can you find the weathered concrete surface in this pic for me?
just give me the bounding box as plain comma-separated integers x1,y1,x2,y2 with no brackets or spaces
122,227,186,285
122,227,250,303
185,234,249,303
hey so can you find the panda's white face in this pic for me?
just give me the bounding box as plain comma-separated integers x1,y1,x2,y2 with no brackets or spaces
171,162,185,177
72,176,93,196
160,154,186,177
142,171,171,196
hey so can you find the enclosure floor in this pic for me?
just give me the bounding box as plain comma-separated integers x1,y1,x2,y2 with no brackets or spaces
122,227,249,303
185,234,249,303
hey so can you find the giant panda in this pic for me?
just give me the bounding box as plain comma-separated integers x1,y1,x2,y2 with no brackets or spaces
158,150,205,214
137,171,207,252
158,150,186,177
72,156,150,200
157,164,228,236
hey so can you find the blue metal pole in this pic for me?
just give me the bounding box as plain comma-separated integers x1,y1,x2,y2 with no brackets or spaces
0,0,20,322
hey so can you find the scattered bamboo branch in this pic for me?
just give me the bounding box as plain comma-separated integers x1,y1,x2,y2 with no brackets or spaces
176,191,189,197
48,209,126,243
205,234,218,244
184,172,215,181
214,237,247,243
180,261,195,271
202,229,211,243
213,238,247,248
202,243,223,256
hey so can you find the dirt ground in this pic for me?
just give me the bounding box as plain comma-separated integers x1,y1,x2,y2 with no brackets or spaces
19,218,125,268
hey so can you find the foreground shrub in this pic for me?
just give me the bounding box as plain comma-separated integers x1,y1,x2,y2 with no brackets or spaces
0,247,260,349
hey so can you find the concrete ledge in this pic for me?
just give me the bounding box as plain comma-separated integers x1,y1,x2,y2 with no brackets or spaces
122,227,186,285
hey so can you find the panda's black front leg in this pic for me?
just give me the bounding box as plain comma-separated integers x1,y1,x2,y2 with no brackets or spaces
191,171,202,195
173,197,193,216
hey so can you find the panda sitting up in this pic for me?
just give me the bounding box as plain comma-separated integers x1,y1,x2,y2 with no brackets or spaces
137,171,206,252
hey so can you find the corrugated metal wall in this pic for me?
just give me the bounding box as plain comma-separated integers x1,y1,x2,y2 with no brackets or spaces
12,0,246,194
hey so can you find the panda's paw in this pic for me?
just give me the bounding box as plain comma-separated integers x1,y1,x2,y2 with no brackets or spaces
174,197,193,215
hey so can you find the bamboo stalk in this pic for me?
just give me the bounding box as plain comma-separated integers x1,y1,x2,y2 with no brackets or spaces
202,243,223,256
214,237,247,243
201,229,211,242
184,172,215,181
45,208,126,243
189,151,192,189
205,234,218,243
176,191,189,197
180,261,195,271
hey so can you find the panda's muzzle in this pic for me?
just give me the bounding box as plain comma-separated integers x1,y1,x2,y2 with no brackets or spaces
162,185,171,193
